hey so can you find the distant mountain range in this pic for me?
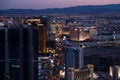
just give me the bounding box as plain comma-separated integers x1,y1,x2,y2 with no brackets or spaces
0,4,120,14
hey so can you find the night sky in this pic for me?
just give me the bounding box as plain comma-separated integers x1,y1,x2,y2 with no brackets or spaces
0,0,120,9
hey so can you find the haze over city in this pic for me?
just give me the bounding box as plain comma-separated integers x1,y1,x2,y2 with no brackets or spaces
1,0,120,80
0,0,120,9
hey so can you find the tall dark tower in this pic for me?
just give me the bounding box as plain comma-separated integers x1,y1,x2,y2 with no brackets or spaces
26,16,50,54
0,26,38,80
38,16,49,54
0,27,5,80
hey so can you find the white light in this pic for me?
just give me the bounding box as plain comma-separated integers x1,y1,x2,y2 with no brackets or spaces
60,70,65,77
50,59,54,63
0,22,4,26
53,31,56,33
28,23,31,25
11,65,20,68
75,29,77,30
63,67,65,69
63,36,66,40
109,66,113,76
55,38,60,42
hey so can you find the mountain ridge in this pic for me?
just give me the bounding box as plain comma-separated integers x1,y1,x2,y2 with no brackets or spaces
0,4,120,14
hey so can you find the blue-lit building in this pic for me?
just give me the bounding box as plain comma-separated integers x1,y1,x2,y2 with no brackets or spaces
64,46,84,80
0,26,38,80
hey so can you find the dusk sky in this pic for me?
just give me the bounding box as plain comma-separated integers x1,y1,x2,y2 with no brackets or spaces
0,0,120,9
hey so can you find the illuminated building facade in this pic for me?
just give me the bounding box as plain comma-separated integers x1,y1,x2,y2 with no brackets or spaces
70,27,90,41
26,17,47,54
50,22,63,36
109,66,120,80
70,27,97,41
62,26,70,35
26,18,40,25
1,16,6,24
0,16,6,26
0,26,38,80
68,65,94,80
0,22,4,26
89,27,97,37
38,24,47,53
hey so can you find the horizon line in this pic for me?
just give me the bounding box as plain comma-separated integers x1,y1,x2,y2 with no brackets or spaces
0,3,120,10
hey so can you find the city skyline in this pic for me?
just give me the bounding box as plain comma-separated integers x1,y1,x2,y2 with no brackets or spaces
0,0,120,9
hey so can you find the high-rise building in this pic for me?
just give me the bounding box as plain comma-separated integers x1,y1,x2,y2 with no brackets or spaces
64,46,84,80
64,47,84,68
26,16,48,54
0,27,5,80
38,16,51,53
37,24,47,54
0,26,38,80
